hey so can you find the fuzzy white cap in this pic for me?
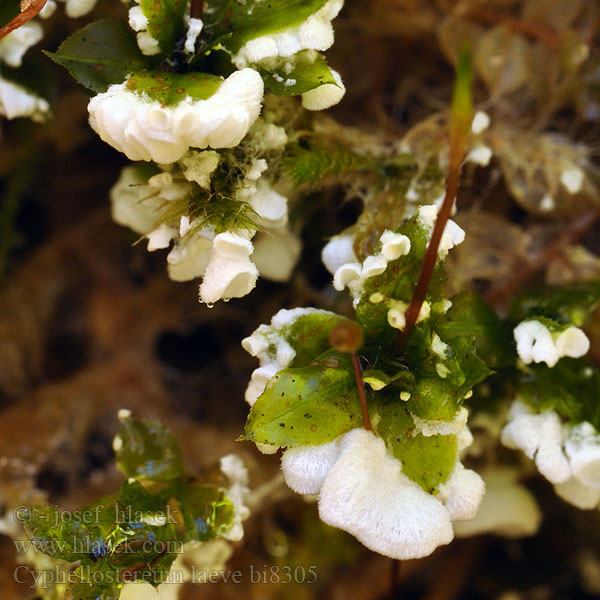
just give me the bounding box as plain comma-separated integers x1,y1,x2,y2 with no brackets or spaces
110,166,162,234
61,0,98,18
555,327,590,360
514,320,559,366
136,31,161,55
199,232,259,303
438,219,466,259
514,320,589,368
318,429,454,560
167,229,214,281
333,262,362,292
251,121,288,149
361,254,388,279
471,111,490,134
88,69,264,163
564,422,600,489
417,205,465,259
454,468,541,539
245,179,289,228
179,150,220,189
220,454,250,541
281,438,341,494
560,167,584,195
331,228,416,304
386,299,429,331
322,235,358,275
128,5,148,31
0,77,49,122
0,22,43,68
501,401,571,484
466,145,493,167
437,462,485,521
39,0,57,18
301,69,346,111
379,230,411,261
244,363,279,406
554,476,600,510
232,0,343,67
242,308,337,408
147,224,177,251
251,228,301,282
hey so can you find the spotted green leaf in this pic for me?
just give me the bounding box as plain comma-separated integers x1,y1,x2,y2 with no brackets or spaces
256,50,338,97
375,399,457,493
140,0,187,55
126,70,223,105
45,20,156,93
244,349,362,446
203,0,329,55
284,312,346,367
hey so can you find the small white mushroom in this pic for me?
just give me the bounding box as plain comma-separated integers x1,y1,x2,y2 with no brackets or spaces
301,69,346,111
514,320,589,367
554,477,600,510
454,468,541,539
379,230,411,261
281,439,341,495
199,232,259,303
437,462,485,521
321,235,358,275
318,429,454,560
501,401,571,484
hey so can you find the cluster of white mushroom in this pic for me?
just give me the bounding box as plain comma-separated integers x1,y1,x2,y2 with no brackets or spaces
323,205,464,311
242,307,330,410
280,423,483,560
501,400,600,510
241,306,488,559
219,454,251,542
110,120,300,303
89,68,265,164
90,0,347,162
513,319,590,368
232,0,343,68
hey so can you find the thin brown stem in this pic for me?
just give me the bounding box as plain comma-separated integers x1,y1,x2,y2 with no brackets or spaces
393,49,472,354
0,0,47,42
351,351,372,431
190,0,203,20
393,152,463,353
466,7,559,46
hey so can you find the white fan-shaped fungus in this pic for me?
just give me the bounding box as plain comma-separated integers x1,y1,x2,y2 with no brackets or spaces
88,69,264,163
318,429,454,559
232,0,343,67
513,320,589,368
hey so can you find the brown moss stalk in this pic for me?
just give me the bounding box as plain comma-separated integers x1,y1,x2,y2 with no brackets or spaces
394,48,473,354
0,0,47,42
